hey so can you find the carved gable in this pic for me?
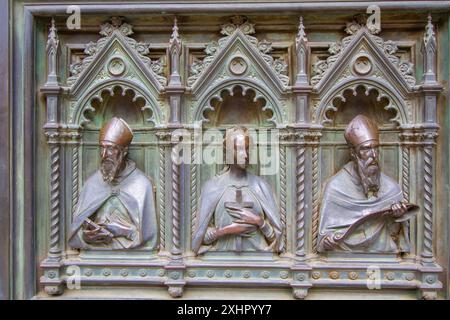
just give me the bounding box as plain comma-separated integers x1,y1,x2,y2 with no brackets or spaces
188,16,290,97
312,20,417,96
68,17,167,97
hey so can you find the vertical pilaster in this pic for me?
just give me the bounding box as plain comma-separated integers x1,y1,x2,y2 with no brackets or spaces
0,0,10,300
165,130,187,298
418,14,443,299
40,18,64,296
290,16,313,299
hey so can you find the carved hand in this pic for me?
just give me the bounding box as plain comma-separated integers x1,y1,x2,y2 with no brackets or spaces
82,226,113,244
226,207,264,227
391,202,408,219
217,223,257,238
102,222,133,240
323,234,339,251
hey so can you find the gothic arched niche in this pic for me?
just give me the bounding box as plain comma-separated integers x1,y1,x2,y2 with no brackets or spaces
84,86,150,129
203,86,274,128
325,85,397,128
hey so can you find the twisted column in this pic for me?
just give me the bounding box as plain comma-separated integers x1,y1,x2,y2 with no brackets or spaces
171,138,182,256
159,144,166,251
311,142,320,253
49,143,61,259
422,143,434,261
190,143,198,240
401,145,410,202
279,142,287,252
295,136,306,257
71,145,80,215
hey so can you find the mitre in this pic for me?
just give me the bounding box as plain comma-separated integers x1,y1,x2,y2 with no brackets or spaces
344,115,379,147
99,117,133,147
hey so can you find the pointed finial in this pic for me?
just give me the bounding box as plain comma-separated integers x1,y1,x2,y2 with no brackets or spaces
424,13,435,46
168,17,182,87
295,16,309,86
170,17,180,44
296,17,308,48
169,17,181,52
47,18,59,50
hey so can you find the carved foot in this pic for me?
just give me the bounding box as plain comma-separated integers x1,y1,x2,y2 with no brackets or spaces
44,285,64,296
168,286,184,298
293,288,308,300
420,290,437,300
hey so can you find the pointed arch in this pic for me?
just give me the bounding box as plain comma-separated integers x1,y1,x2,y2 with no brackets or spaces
71,79,164,127
314,78,410,126
193,79,285,127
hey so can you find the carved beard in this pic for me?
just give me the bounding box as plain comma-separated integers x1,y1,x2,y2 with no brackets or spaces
100,156,124,183
355,156,381,198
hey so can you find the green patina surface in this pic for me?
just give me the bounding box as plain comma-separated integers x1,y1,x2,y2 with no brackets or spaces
7,0,450,299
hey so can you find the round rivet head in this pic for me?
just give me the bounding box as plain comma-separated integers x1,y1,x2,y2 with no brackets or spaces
47,271,56,279
426,275,435,284
404,273,414,281
261,271,270,279
297,274,306,281
280,271,289,279
84,269,93,277
242,271,251,279
386,272,395,281
329,271,340,280
206,270,215,278
103,269,111,277
224,270,232,278
188,271,196,278
139,269,147,277
348,272,359,280
171,272,180,280
120,269,129,277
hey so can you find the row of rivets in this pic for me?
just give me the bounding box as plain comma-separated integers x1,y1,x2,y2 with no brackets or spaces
77,269,416,282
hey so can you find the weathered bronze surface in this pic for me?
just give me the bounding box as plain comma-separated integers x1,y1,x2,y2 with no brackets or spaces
192,126,282,254
318,115,416,253
3,1,450,300
68,117,158,250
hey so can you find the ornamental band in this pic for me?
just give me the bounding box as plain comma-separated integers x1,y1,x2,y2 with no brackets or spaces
68,117,158,250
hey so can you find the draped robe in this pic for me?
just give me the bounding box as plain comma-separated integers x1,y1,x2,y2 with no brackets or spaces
192,171,283,254
317,162,410,253
68,160,158,250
